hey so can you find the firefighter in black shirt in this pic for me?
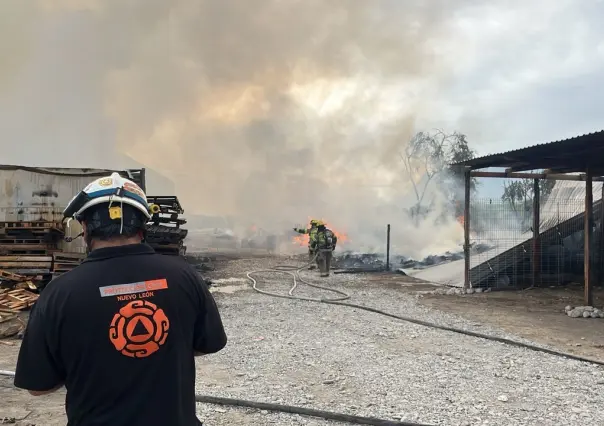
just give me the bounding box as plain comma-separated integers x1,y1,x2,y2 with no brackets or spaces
14,173,227,426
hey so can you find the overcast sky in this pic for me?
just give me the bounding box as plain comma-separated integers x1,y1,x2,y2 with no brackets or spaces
432,0,604,156
1,0,602,202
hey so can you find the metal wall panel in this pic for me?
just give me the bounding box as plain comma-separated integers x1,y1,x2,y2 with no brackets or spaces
0,166,126,253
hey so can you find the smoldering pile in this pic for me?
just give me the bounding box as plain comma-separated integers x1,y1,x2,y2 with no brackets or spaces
333,242,494,273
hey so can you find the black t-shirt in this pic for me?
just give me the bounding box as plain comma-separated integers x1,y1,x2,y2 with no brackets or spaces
14,244,227,426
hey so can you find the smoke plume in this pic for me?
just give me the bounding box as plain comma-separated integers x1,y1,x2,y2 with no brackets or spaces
1,0,475,257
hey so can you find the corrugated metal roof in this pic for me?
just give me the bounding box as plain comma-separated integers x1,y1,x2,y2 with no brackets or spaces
452,130,604,173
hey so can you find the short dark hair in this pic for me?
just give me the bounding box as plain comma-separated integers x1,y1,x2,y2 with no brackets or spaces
82,203,147,241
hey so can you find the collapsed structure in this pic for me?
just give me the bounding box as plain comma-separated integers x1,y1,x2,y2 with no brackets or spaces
0,165,187,296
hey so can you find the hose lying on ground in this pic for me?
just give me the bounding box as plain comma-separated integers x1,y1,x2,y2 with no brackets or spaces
247,256,604,367
195,394,431,426
0,370,430,426
1,255,601,426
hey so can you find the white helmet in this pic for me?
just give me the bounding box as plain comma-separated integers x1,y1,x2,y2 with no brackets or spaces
63,172,151,221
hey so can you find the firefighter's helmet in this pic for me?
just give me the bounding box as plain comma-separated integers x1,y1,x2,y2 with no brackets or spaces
63,172,152,222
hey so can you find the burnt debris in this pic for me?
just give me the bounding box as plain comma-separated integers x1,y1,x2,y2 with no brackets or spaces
332,242,495,273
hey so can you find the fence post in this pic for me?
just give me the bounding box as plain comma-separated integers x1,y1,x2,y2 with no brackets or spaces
386,224,390,271
532,179,540,288
464,169,471,288
600,183,604,285
585,168,593,306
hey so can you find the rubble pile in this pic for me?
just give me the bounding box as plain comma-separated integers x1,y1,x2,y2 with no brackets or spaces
333,253,387,269
332,243,495,273
399,243,493,270
565,305,604,318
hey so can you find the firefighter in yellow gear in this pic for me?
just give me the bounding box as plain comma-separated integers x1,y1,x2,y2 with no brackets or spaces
294,219,320,269
313,223,337,277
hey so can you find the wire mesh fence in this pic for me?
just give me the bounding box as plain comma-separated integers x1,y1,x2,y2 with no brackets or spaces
468,181,604,289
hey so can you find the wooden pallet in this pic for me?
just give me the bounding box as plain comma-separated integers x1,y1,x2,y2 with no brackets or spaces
53,252,85,261
0,289,38,311
0,221,58,229
0,238,47,243
51,252,84,274
0,243,56,256
0,269,28,282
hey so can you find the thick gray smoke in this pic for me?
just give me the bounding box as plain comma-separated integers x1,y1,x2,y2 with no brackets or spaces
0,0,473,257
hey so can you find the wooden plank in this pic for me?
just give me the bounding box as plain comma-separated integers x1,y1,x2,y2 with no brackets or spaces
0,221,57,228
0,239,47,244
0,256,52,262
0,269,27,281
9,269,50,275
0,243,52,250
53,262,79,269
0,315,17,324
53,252,85,260
0,262,51,268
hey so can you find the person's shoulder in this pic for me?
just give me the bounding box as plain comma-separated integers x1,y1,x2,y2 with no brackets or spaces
144,253,204,284
147,252,193,270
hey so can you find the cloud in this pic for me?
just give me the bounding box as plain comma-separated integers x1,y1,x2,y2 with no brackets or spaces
425,0,604,154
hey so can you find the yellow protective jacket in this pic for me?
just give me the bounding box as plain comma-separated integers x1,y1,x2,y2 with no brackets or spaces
294,226,318,245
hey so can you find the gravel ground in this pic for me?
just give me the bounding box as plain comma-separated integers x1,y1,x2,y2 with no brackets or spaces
194,255,604,425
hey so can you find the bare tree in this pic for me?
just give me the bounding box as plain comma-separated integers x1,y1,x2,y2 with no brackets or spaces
400,130,477,218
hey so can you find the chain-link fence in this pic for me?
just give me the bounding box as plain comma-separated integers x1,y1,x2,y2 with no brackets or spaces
468,181,604,289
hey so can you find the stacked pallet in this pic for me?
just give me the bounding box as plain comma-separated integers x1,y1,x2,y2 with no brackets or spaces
0,221,63,279
146,196,188,256
52,252,85,276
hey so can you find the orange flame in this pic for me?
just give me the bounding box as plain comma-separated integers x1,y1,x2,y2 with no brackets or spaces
292,219,348,247
457,216,464,227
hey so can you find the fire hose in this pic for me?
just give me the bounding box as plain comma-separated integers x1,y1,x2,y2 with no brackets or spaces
1,255,603,426
0,370,428,426
246,255,604,368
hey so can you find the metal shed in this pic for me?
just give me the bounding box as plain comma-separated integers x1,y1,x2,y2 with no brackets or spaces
453,131,604,305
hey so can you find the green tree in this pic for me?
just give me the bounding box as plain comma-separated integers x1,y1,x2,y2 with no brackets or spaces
502,176,556,212
502,176,556,230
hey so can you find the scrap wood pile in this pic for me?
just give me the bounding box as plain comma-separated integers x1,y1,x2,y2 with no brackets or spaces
0,288,37,338
0,220,63,278
0,288,38,311
0,220,85,288
146,196,188,256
